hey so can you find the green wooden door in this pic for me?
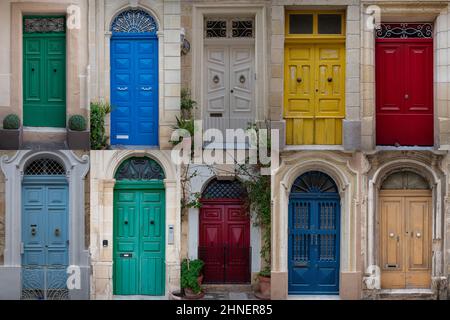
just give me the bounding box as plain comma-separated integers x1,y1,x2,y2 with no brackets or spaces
23,16,66,127
113,182,165,295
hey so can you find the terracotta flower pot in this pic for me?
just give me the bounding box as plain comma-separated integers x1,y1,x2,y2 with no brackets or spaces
257,275,271,299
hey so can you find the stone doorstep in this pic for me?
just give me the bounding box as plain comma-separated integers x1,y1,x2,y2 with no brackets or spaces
202,284,254,293
22,128,67,150
376,289,436,300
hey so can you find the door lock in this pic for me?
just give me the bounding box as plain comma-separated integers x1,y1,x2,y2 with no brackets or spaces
30,224,37,236
54,228,60,237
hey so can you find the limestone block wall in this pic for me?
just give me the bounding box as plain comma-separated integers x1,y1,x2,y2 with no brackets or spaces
0,0,90,126
88,0,181,149
0,151,16,266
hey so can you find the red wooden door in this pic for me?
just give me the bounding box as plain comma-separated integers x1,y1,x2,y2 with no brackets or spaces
376,39,433,146
199,199,250,283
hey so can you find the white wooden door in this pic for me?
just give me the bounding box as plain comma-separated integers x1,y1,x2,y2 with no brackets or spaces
204,45,254,136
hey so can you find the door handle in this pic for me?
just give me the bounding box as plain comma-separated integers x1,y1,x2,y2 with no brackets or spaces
117,87,128,91
150,220,155,225
54,228,60,237
230,89,234,93
327,77,332,82
141,87,152,91
124,220,128,225
405,94,409,99
296,77,302,83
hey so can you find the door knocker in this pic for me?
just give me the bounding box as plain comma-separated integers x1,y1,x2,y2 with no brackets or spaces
239,75,246,84
31,225,37,236
213,75,220,84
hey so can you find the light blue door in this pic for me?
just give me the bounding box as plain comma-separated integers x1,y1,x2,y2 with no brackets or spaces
22,176,69,295
110,9,159,146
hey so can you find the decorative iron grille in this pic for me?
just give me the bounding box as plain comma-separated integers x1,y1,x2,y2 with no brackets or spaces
115,157,165,180
202,179,247,199
205,20,227,38
24,159,65,176
376,23,433,39
232,20,253,38
21,266,69,300
291,171,338,193
381,171,430,190
111,9,158,34
205,18,254,38
24,17,65,33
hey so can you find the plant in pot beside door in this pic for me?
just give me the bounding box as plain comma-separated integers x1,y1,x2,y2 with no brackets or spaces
181,258,205,299
67,115,90,150
0,114,23,150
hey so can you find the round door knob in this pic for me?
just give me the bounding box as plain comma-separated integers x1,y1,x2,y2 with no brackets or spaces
296,77,302,83
327,77,333,82
124,221,128,225
31,68,35,72
54,69,57,72
416,232,421,238
230,89,234,93
150,220,155,225
389,232,395,238
405,94,409,99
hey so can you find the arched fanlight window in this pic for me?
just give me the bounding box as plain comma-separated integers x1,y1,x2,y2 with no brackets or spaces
291,171,338,194
202,178,247,199
111,9,158,34
24,158,65,176
115,157,165,181
381,171,430,190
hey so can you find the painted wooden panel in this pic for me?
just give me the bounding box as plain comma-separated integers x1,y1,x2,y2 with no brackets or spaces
380,192,431,289
199,201,250,284
113,188,165,295
23,35,66,127
285,43,345,145
111,38,158,146
376,40,433,146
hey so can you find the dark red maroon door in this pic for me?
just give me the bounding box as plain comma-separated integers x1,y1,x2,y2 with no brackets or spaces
376,39,433,146
199,199,250,283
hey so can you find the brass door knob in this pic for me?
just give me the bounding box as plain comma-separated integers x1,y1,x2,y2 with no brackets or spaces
296,77,302,83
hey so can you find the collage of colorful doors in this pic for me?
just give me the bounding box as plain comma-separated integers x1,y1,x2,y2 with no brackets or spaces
0,0,450,302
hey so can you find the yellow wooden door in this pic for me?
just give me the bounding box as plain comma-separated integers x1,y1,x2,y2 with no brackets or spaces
284,43,345,145
380,191,431,289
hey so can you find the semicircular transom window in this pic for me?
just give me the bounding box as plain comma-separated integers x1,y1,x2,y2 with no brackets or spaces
111,9,158,34
25,158,65,176
291,171,338,194
202,179,247,199
115,157,165,181
381,171,430,190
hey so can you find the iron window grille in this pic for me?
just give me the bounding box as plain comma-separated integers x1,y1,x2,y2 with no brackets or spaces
291,171,338,194
23,17,65,34
376,23,433,39
205,18,254,38
202,179,247,199
111,9,158,34
115,157,165,180
24,159,66,176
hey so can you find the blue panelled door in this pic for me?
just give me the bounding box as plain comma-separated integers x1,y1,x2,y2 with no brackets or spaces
111,35,159,146
22,177,69,291
288,171,340,294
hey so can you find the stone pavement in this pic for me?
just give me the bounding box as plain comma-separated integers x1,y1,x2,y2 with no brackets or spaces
22,141,68,150
201,291,258,300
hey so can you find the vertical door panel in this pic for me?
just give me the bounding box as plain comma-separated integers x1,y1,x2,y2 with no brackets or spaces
111,38,158,146
284,44,344,145
284,45,315,145
23,34,66,127
288,197,340,294
22,183,69,291
230,46,255,131
199,202,250,283
405,197,431,288
376,41,433,146
205,47,229,134
114,188,165,295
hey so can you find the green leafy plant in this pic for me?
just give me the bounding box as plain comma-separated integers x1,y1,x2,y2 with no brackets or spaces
181,259,204,294
68,114,87,131
90,101,112,150
3,114,20,130
180,88,196,119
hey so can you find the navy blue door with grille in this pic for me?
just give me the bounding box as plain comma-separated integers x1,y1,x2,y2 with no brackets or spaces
288,171,340,294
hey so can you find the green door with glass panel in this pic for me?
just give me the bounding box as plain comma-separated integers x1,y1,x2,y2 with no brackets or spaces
113,157,166,296
23,16,66,127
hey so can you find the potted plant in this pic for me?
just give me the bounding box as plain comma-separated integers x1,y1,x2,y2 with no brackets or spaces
181,258,204,299
90,101,112,150
256,267,271,300
0,114,23,149
67,114,90,150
